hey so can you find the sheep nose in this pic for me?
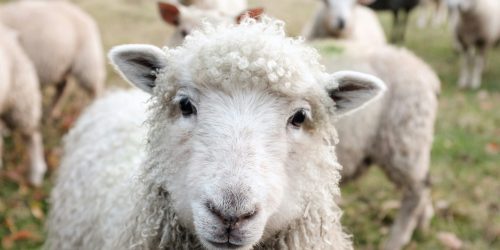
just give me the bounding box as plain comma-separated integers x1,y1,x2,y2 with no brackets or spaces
206,202,259,230
337,18,346,30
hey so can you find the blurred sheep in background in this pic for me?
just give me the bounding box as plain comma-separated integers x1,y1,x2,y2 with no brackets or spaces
322,40,439,250
447,0,500,89
0,0,105,118
359,0,421,43
157,1,262,46
303,0,386,44
0,24,46,186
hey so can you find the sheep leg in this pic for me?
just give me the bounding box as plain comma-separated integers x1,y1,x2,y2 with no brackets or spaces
399,10,410,42
458,47,474,88
390,10,400,43
50,79,68,119
470,47,486,89
24,131,47,186
384,184,431,250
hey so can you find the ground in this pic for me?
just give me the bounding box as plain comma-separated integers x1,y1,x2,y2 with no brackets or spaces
0,0,498,249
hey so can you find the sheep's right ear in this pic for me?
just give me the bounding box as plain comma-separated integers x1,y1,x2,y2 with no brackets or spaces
108,45,167,94
325,71,386,117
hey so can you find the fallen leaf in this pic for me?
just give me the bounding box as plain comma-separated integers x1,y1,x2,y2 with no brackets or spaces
485,143,499,155
30,202,45,220
10,230,40,241
437,231,463,250
5,217,16,233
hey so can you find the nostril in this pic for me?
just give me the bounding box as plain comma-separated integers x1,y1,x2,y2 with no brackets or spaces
206,201,224,221
338,18,345,30
206,201,259,226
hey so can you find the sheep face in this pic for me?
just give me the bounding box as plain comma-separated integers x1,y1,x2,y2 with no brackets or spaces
322,0,356,35
109,19,385,249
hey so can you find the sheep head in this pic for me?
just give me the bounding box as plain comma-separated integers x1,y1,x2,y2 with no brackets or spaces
158,1,263,46
321,0,357,36
109,18,384,249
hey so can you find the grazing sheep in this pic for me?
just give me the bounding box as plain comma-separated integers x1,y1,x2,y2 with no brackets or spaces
304,0,386,44
178,0,247,16
359,0,421,43
47,18,387,249
0,0,105,117
0,24,46,186
446,0,500,89
158,1,262,46
314,40,440,250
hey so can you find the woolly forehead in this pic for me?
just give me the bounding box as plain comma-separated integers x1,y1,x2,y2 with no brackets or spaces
155,19,333,103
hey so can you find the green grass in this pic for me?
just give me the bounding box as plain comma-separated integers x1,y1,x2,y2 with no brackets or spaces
0,0,499,249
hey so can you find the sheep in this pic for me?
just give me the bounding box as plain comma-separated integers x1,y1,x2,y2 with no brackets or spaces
46,18,387,249
0,24,46,186
0,0,105,117
359,0,421,43
177,0,248,16
313,39,440,250
158,1,263,46
303,0,387,44
446,0,500,89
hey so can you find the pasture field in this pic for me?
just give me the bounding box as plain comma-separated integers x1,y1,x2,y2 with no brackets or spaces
0,0,498,249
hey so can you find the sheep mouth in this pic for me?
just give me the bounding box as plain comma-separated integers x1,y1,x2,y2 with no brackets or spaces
205,239,246,249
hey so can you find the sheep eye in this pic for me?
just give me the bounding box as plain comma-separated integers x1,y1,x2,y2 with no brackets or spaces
289,109,307,128
179,97,196,116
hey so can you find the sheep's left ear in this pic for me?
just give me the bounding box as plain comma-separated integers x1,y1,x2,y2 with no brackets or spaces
108,44,168,94
325,71,386,117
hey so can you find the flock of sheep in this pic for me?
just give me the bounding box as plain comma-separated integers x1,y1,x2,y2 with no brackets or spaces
0,0,498,249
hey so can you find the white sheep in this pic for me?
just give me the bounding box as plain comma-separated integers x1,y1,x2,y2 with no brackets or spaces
303,0,386,44
46,18,387,249
0,0,105,116
314,40,440,250
158,1,262,46
178,0,248,16
0,24,46,186
446,0,500,89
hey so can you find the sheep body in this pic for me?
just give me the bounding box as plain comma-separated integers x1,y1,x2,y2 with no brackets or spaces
304,1,386,44
314,40,440,250
0,0,105,113
447,0,500,88
47,18,388,250
47,89,149,249
0,24,46,186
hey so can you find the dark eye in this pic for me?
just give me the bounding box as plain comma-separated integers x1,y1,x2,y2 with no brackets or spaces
181,29,189,37
179,97,196,116
289,109,307,128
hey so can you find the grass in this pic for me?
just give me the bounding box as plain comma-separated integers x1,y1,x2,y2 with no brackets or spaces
0,0,499,249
